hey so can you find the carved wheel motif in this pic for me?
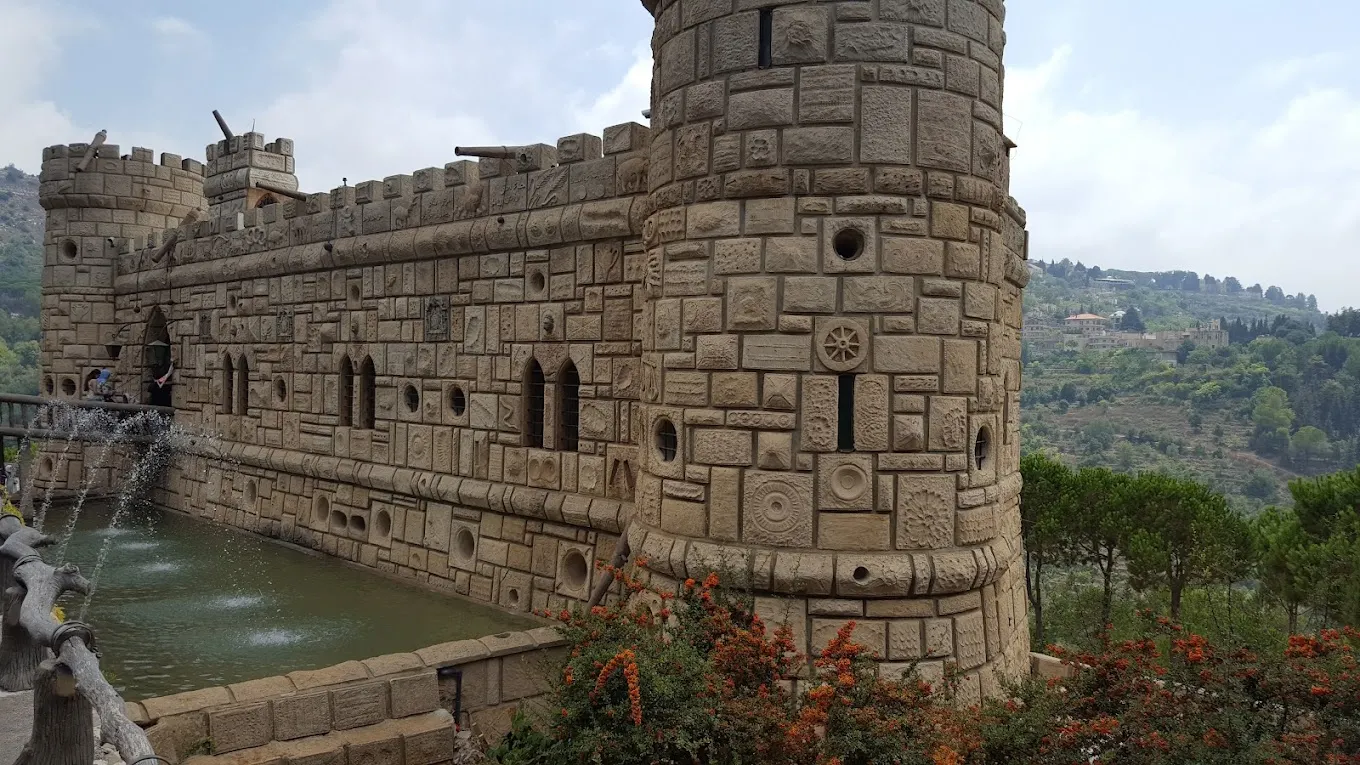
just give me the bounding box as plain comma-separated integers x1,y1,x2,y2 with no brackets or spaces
817,320,866,372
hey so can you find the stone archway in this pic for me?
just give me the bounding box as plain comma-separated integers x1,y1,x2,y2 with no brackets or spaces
143,307,174,407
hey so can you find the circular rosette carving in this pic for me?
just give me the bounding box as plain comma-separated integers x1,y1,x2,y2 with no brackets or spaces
743,473,813,547
751,482,800,536
817,319,867,372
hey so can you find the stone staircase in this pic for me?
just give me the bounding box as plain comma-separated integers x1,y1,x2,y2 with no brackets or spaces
181,708,457,765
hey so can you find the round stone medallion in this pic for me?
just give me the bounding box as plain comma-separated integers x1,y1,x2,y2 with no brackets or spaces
829,463,870,503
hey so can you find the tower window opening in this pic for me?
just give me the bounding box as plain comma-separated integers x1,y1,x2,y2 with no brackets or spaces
833,227,865,260
559,361,580,452
526,359,545,448
359,356,376,429
975,426,992,470
757,8,774,69
236,355,250,414
837,374,856,452
223,356,235,414
339,355,354,426
655,417,678,462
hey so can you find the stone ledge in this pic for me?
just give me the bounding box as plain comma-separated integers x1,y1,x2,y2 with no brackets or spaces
181,708,456,765
629,524,1024,598
136,625,564,725
208,441,630,534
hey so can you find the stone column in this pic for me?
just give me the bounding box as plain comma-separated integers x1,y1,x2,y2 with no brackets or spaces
633,0,1032,701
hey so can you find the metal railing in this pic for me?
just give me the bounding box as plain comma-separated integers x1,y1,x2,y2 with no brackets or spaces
0,393,174,443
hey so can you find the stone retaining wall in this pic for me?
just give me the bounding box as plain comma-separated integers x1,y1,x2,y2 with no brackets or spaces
131,625,566,763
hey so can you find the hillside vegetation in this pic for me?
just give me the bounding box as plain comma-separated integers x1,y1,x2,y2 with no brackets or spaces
1021,260,1358,512
0,165,41,395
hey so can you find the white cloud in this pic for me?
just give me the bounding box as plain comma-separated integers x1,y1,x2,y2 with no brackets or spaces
150,16,207,52
569,47,651,132
252,0,649,190
0,0,85,171
1006,47,1360,311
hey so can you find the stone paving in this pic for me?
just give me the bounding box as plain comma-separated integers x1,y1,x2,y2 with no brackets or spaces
0,690,32,765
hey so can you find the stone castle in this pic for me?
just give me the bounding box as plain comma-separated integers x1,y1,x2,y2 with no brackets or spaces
36,0,1031,699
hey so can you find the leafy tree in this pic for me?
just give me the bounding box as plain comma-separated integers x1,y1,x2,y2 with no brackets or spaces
1252,507,1331,634
1120,306,1145,332
1242,470,1276,500
1125,474,1252,620
1250,386,1294,454
1067,467,1135,632
1224,276,1243,293
1181,272,1200,291
1019,452,1073,648
1187,411,1203,433
1328,307,1360,338
1290,425,1330,466
1265,285,1285,304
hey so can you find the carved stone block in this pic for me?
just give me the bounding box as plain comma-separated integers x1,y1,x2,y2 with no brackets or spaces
743,471,814,548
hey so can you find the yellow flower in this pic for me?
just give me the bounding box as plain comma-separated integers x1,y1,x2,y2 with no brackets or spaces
51,606,66,623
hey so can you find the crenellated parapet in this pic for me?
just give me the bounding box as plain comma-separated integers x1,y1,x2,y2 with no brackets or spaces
36,137,205,403
204,131,299,217
115,122,654,291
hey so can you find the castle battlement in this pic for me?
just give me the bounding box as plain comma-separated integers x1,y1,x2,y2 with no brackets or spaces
38,0,1035,698
113,122,654,284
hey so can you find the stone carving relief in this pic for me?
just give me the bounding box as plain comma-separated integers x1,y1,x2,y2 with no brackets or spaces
821,456,872,510
424,296,450,342
643,250,663,295
456,182,484,219
528,453,559,486
617,155,648,194
743,472,813,548
499,398,519,432
896,476,955,550
817,319,867,372
608,452,637,499
275,307,295,341
640,357,660,403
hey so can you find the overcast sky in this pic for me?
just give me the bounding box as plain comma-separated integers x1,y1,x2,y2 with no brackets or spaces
3,0,1356,310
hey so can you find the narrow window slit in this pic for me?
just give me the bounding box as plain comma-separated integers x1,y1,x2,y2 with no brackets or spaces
758,8,774,69
838,374,855,452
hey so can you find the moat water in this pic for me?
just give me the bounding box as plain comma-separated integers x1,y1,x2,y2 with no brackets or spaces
46,500,535,701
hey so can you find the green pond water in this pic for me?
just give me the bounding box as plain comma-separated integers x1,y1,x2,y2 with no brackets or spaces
40,501,535,702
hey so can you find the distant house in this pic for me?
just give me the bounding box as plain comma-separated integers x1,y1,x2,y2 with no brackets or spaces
1093,277,1135,291
1063,313,1108,333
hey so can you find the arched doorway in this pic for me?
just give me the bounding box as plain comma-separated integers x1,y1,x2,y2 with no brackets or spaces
144,307,174,407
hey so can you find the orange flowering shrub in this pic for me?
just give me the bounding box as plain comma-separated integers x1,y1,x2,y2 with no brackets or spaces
491,572,1360,765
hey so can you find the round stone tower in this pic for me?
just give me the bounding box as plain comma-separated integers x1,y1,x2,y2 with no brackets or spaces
633,0,1032,698
37,138,205,406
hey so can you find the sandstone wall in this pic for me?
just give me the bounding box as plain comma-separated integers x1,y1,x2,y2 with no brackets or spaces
36,0,1033,696
630,0,1031,702
134,626,566,764
110,122,654,618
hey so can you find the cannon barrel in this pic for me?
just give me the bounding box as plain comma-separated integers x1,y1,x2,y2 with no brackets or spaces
454,145,528,160
212,110,234,141
253,180,308,201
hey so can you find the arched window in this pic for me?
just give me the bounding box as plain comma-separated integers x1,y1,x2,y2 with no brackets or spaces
359,356,376,429
255,194,278,208
339,355,354,426
236,355,250,414
559,361,579,452
525,359,545,448
223,355,235,414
